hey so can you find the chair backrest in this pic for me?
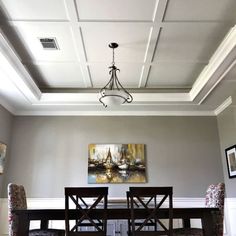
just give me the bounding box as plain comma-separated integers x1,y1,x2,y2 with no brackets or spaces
205,183,225,213
8,183,27,236
129,187,173,236
205,183,225,236
65,187,108,236
127,190,159,235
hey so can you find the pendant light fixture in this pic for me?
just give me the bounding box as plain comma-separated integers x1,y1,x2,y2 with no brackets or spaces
99,42,133,107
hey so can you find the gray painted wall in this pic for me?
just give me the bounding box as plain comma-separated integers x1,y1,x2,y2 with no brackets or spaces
217,106,236,197
2,116,223,198
0,105,13,195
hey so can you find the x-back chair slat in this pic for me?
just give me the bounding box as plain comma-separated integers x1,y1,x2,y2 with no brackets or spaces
65,187,108,236
128,187,173,236
71,195,104,231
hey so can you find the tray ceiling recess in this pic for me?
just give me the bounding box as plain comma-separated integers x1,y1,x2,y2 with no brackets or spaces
1,0,236,116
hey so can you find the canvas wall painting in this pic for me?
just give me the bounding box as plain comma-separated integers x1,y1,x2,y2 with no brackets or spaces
0,143,7,174
88,144,146,183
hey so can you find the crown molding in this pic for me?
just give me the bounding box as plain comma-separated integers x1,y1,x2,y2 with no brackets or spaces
214,96,232,116
0,95,16,114
190,25,236,103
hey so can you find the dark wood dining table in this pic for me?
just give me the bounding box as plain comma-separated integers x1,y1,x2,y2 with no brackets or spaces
13,207,218,236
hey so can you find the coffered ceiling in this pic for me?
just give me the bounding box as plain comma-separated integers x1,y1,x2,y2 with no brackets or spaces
0,0,236,115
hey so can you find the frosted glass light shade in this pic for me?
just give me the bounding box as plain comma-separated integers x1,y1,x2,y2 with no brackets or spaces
99,90,129,107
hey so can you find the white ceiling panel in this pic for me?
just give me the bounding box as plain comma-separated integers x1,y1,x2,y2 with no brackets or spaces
0,0,69,21
12,22,78,62
154,23,230,62
147,62,206,88
164,0,236,22
26,63,86,88
75,0,158,21
80,23,152,63
89,63,143,88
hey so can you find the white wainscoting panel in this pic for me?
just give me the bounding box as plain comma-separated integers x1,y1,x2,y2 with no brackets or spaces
0,199,8,235
225,198,236,236
0,197,235,236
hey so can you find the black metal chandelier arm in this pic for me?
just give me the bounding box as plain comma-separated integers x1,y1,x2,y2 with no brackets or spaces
109,65,120,75
101,66,120,90
113,73,133,102
100,73,115,90
109,76,115,90
99,96,107,108
123,90,133,103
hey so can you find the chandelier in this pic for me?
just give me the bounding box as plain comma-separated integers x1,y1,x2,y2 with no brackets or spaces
99,42,133,107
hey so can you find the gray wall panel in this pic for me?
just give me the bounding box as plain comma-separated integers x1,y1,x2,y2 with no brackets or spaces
217,107,236,197
0,105,13,195
2,116,223,198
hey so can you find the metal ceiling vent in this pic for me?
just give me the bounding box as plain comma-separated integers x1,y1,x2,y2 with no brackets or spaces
39,38,59,50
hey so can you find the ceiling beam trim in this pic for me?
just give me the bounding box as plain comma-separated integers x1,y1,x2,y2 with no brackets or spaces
0,31,41,103
14,110,215,117
214,96,232,116
64,0,92,87
190,25,236,102
34,92,191,105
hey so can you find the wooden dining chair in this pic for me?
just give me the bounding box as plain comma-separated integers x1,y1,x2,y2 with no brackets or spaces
64,187,108,236
127,191,158,235
128,186,173,236
8,183,65,236
173,183,225,236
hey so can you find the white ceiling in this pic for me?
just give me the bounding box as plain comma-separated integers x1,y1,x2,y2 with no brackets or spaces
0,0,236,115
